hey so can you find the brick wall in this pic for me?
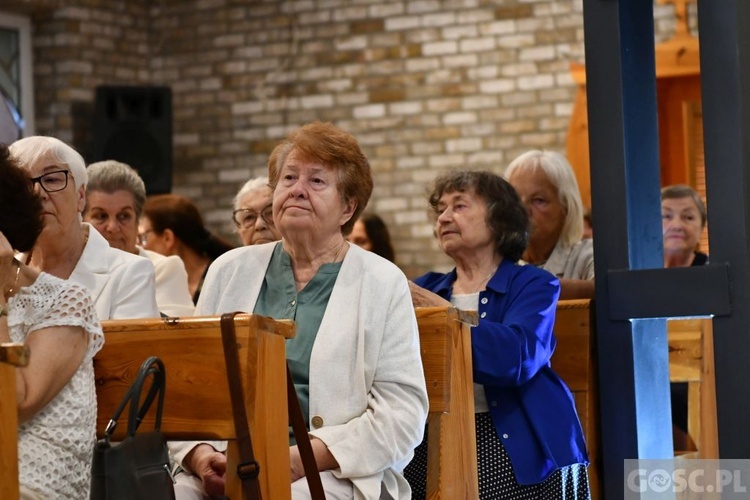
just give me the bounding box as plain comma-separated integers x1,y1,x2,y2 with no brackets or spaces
4,0,694,278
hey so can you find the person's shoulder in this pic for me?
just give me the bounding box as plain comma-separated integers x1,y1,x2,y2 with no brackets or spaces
111,246,153,269
210,242,274,271
507,259,558,283
414,270,450,288
39,271,94,304
143,249,184,271
141,247,167,264
571,237,594,253
351,243,395,267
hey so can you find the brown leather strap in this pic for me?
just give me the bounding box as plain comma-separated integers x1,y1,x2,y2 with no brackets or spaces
287,364,326,500
220,312,261,500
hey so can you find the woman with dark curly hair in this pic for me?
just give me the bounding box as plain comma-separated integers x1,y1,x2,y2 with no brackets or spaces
0,144,103,499
406,170,590,499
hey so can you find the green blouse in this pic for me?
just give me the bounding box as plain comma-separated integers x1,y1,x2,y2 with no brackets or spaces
253,243,342,443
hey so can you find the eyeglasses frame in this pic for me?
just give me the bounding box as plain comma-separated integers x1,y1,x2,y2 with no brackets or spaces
29,169,70,193
232,204,274,229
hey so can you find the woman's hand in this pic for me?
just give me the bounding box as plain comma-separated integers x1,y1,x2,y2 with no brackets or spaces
409,281,452,308
289,437,338,483
289,445,306,482
185,444,227,498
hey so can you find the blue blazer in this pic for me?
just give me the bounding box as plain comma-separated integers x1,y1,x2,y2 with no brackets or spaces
415,259,588,485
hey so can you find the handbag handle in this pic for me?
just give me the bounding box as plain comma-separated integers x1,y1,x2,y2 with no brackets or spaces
104,356,166,439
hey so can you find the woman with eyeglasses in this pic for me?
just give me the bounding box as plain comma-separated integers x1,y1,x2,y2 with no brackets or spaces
232,176,281,246
139,194,235,304
9,136,159,320
1,142,104,500
83,160,195,317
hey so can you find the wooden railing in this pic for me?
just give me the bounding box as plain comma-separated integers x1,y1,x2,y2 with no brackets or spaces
1,343,30,500
5,304,717,500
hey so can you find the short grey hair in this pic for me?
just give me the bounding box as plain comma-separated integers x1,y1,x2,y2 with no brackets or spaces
9,136,87,189
661,184,707,228
233,176,270,211
505,150,584,247
86,160,147,218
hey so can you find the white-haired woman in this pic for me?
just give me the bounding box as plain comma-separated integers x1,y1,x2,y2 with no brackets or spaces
9,136,158,320
84,160,195,317
505,150,595,299
232,176,281,246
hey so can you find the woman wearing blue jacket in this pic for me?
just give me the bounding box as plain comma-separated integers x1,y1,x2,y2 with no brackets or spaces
406,170,589,499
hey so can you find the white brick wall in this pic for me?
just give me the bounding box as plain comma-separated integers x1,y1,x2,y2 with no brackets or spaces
27,0,684,277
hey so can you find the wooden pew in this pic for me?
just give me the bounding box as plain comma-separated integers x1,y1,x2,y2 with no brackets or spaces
667,318,718,459
1,343,30,500
552,302,719,499
551,299,600,500
96,314,294,500
415,306,479,500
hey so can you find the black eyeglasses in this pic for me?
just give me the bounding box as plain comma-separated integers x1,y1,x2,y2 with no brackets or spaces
232,204,274,229
30,170,70,193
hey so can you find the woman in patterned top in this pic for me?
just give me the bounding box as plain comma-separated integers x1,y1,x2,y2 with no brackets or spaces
0,144,103,499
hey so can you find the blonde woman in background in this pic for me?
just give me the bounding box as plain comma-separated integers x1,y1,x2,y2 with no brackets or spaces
505,150,595,299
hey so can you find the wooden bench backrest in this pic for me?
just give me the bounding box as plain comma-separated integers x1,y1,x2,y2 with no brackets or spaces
1,343,30,500
552,302,719,499
667,318,718,458
415,306,479,500
96,315,294,500
550,299,600,499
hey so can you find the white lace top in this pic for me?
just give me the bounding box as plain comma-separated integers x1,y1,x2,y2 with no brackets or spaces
7,272,104,499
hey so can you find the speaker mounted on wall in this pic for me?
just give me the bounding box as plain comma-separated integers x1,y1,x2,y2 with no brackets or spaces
90,85,173,195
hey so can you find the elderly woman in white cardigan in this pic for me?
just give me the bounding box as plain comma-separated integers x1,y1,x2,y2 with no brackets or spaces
9,136,158,320
171,121,428,500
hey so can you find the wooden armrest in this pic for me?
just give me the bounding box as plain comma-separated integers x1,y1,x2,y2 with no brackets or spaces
0,343,29,367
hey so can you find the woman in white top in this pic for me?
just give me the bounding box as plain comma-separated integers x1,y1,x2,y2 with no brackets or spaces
84,160,195,317
9,136,158,320
0,144,103,499
172,121,428,500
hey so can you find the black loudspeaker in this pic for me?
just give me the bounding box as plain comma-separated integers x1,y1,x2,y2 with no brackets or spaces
91,86,172,194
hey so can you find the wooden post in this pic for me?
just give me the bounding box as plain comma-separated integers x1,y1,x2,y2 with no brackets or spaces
1,343,30,500
416,307,479,500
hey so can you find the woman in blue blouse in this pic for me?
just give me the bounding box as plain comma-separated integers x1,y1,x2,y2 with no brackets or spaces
406,170,590,499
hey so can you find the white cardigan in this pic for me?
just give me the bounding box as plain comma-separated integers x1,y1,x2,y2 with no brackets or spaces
193,242,428,499
138,247,195,317
69,224,159,320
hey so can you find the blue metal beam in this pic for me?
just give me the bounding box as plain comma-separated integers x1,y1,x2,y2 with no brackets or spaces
583,0,674,497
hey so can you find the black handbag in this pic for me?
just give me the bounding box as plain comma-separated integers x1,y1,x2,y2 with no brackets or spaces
90,356,175,500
